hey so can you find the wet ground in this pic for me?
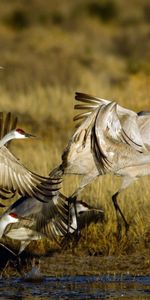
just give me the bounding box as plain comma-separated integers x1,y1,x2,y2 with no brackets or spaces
0,274,150,299
0,253,150,299
40,253,150,277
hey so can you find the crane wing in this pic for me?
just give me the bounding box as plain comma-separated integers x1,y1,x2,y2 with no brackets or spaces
74,92,111,126
137,114,150,148
5,193,69,245
74,92,137,125
92,101,146,174
0,146,62,202
75,93,145,152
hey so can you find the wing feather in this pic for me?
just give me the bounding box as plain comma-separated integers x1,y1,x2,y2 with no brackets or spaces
0,146,61,202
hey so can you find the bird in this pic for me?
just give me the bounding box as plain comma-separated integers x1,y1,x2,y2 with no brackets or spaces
0,194,104,254
0,193,68,254
0,112,61,204
50,92,150,233
67,200,104,233
60,199,104,248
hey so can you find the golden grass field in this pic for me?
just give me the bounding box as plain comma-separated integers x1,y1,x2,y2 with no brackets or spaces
0,0,150,256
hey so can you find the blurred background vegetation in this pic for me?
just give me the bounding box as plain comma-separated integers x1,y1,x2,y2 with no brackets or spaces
0,0,150,255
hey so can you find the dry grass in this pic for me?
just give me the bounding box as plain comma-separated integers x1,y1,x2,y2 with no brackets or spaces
0,0,150,256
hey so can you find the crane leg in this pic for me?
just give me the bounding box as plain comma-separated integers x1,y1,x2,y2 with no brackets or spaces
112,192,129,238
0,243,24,277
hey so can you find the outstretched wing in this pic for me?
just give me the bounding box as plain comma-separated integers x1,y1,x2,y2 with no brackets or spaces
74,92,137,124
0,146,62,202
75,93,145,153
33,194,69,242
74,92,111,125
5,193,69,245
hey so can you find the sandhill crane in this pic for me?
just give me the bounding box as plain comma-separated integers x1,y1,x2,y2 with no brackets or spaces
0,194,104,254
0,193,68,254
61,199,104,248
67,200,104,232
0,112,61,203
51,92,150,233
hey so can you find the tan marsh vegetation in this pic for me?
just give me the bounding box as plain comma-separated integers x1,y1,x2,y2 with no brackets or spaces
0,0,150,257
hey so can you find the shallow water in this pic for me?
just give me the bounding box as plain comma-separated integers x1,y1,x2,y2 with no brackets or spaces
0,253,150,299
0,274,150,299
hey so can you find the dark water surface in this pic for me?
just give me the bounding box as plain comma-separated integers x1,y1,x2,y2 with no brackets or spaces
0,254,150,299
0,274,149,299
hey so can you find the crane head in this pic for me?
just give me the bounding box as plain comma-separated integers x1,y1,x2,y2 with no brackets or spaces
14,128,36,139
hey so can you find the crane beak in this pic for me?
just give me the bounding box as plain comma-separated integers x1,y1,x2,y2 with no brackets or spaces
25,133,36,138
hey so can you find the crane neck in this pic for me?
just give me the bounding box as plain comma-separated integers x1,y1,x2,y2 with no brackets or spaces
0,132,15,147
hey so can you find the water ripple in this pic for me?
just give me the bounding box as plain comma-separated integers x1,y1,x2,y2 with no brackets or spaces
0,274,149,299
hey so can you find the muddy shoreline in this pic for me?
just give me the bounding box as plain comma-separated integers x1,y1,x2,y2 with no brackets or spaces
1,251,149,278
40,253,150,277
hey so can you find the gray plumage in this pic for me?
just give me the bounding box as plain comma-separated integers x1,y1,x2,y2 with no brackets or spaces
67,200,104,233
0,195,104,254
0,194,68,253
52,92,150,230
